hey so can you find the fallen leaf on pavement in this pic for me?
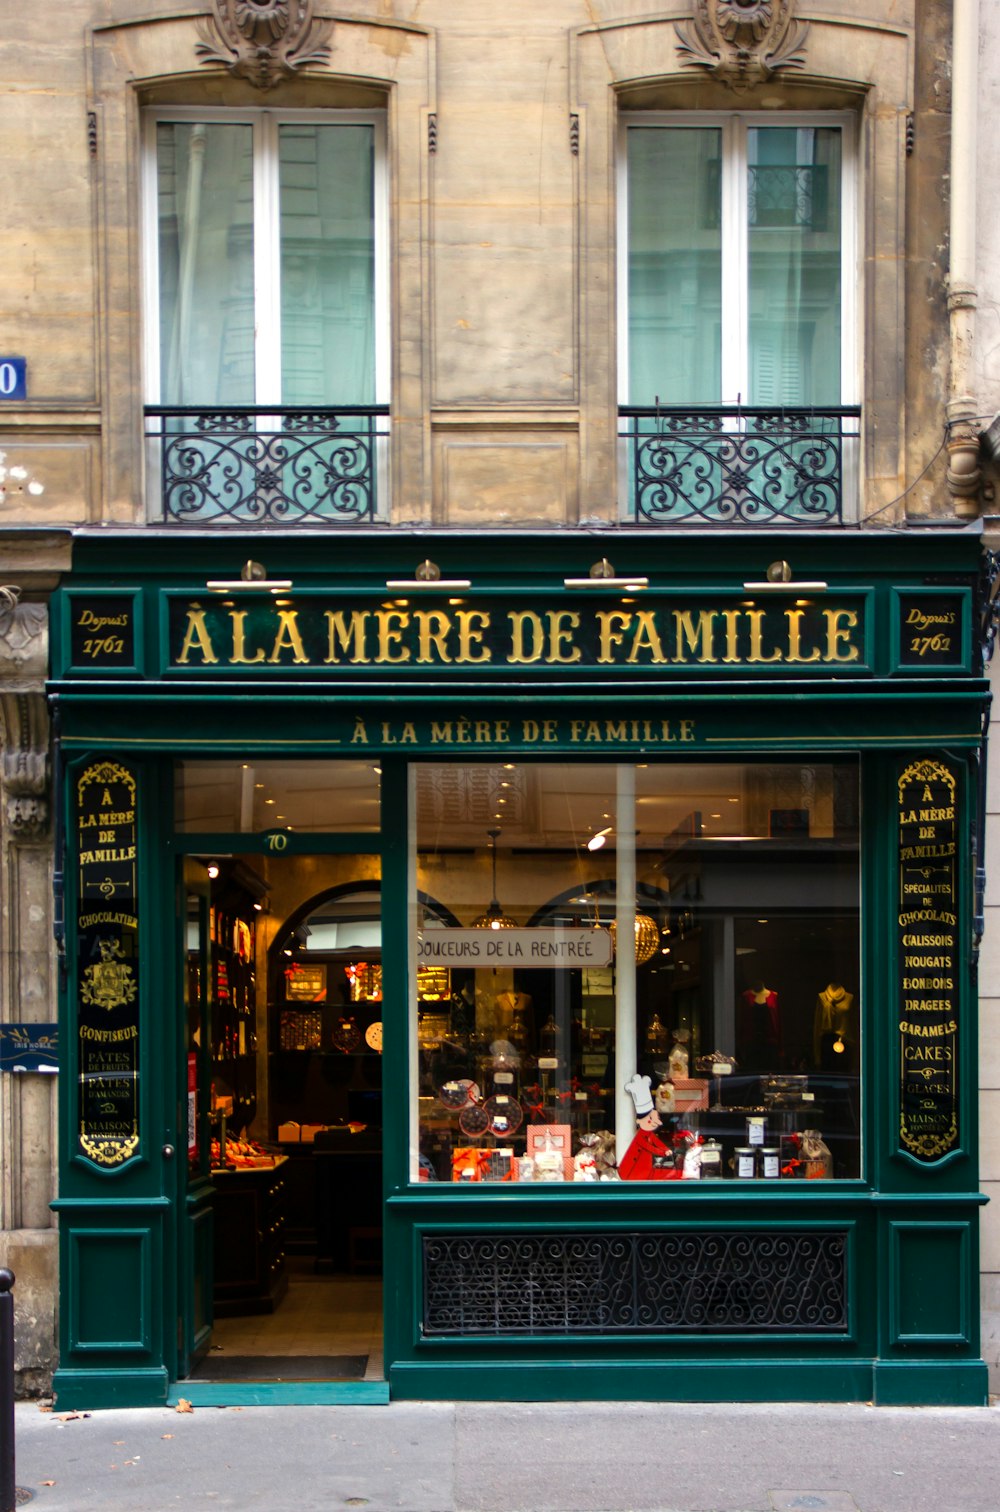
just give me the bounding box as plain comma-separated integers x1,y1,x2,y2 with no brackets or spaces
175,1398,194,1413
161,1433,174,1439
40,1481,55,1487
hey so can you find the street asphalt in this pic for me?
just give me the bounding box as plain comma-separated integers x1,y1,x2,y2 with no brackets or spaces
9,1397,1000,1512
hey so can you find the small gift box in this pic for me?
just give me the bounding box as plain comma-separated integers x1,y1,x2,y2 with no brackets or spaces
527,1123,573,1180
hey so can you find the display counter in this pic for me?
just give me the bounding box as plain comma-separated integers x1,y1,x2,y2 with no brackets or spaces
212,1156,288,1316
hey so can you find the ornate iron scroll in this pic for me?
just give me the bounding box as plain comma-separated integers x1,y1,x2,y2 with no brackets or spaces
621,407,857,526
898,758,960,1162
196,0,332,90
422,1230,847,1335
146,407,388,525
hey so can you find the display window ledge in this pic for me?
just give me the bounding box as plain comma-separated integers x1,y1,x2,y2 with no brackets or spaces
392,1181,872,1202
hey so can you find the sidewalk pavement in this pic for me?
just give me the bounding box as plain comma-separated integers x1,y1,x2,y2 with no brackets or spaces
10,1397,1000,1512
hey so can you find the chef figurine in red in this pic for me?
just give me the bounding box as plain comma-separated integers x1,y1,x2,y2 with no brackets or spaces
619,1073,673,1180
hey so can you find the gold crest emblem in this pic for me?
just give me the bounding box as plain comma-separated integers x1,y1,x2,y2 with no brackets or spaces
81,938,138,1012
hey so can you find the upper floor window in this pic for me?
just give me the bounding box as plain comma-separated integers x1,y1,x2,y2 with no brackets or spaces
620,114,855,408
618,114,858,527
142,109,389,525
145,108,386,407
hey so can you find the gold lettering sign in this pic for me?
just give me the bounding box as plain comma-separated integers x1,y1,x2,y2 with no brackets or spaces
341,714,700,751
68,594,137,671
76,761,140,1167
897,757,960,1161
897,593,965,669
168,596,866,672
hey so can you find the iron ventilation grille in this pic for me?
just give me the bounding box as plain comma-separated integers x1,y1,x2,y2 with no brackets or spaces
422,1231,848,1336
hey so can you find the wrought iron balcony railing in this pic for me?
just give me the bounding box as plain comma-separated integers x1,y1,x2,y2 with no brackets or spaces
620,405,860,527
145,405,390,525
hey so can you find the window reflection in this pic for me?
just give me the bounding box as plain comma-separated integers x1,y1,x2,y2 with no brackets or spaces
175,759,381,833
412,760,860,1184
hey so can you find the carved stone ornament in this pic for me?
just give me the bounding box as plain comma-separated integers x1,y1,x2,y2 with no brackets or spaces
0,587,48,685
196,0,333,90
676,0,809,93
0,691,49,838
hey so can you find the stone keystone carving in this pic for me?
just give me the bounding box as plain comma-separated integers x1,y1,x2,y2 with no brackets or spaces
196,0,333,90
676,1,809,93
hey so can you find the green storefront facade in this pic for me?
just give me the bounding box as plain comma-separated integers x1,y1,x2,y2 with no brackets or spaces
47,526,992,1409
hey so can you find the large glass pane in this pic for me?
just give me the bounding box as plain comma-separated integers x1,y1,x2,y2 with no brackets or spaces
157,123,255,405
627,127,722,404
411,760,860,1185
280,124,375,404
748,126,842,405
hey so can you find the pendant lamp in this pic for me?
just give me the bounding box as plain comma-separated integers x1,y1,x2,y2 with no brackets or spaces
609,913,660,966
472,829,517,929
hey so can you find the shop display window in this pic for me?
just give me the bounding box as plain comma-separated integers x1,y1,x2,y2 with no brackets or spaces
410,761,860,1185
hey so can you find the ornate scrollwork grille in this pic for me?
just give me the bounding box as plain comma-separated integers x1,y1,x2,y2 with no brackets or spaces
620,406,859,526
146,406,389,525
422,1230,848,1335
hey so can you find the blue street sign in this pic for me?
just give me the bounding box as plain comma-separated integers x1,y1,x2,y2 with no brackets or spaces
0,359,26,400
0,1024,58,1073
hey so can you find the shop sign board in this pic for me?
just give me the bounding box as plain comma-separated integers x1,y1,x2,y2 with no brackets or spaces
66,592,139,673
894,589,970,672
897,757,959,1161
0,1024,58,1073
76,760,141,1167
417,927,614,968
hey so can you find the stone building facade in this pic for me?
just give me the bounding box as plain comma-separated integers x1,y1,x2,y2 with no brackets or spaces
0,0,997,1400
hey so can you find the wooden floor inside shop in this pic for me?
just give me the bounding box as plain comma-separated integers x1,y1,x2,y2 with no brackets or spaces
189,1262,384,1383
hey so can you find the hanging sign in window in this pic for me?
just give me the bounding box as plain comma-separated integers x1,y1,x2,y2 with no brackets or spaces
897,757,959,1161
417,927,613,968
76,760,141,1168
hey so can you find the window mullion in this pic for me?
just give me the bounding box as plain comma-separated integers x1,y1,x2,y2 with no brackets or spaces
841,121,857,406
254,114,282,408
721,117,748,405
141,115,163,406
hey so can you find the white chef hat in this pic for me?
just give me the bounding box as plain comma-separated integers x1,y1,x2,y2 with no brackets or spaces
625,1073,654,1117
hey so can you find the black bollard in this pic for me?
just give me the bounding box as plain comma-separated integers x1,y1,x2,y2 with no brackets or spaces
0,1269,14,1512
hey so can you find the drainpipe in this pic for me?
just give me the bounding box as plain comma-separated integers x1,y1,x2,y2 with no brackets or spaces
947,0,982,517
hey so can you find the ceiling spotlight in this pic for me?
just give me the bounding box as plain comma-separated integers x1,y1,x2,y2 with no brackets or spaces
587,826,613,852
206,862,220,880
